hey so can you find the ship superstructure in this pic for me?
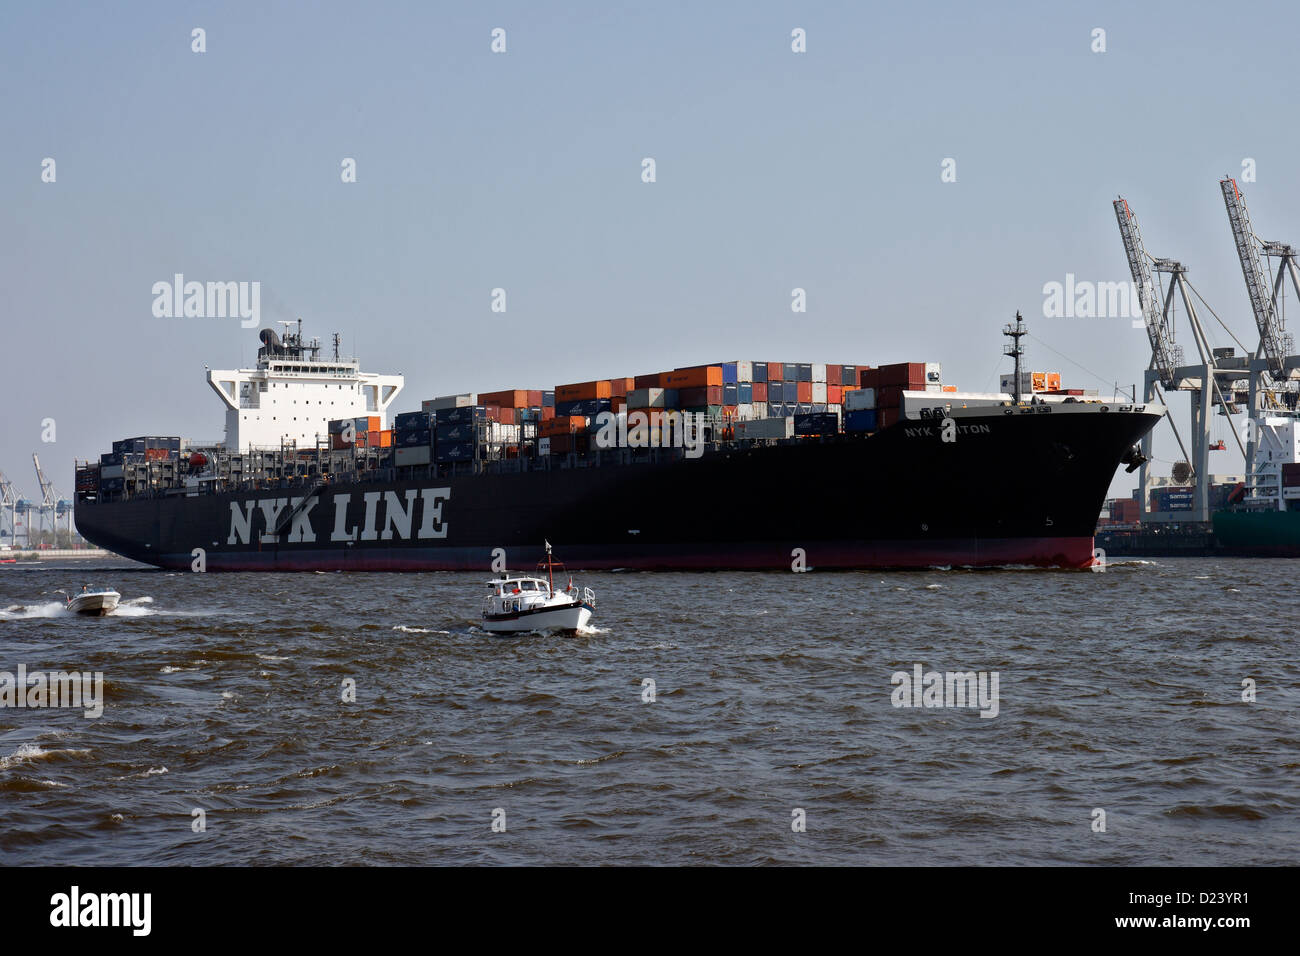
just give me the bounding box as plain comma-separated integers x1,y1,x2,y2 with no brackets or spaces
206,321,403,453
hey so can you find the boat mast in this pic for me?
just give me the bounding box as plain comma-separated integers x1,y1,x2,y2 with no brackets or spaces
544,539,554,594
1002,311,1027,404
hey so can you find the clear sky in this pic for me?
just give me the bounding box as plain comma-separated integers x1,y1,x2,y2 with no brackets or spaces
4,0,1298,503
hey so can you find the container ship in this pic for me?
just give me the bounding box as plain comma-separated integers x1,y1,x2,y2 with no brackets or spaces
73,323,1162,571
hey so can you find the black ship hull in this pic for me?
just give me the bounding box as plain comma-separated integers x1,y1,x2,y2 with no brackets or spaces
75,405,1161,571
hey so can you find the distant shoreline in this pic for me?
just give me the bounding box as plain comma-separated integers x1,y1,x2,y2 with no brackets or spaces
0,549,111,560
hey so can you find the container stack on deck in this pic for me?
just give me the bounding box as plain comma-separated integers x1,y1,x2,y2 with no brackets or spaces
82,358,971,501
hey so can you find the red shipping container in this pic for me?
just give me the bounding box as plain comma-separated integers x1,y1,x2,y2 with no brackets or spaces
767,362,784,381
859,367,881,388
481,389,531,408
609,377,634,398
879,407,900,428
527,390,543,407
634,372,664,389
611,396,626,413
878,362,926,388
878,385,905,408
826,365,842,387
721,405,738,419
751,382,768,402
541,406,555,421
144,447,171,462
556,380,612,401
827,385,842,405
488,406,517,425
796,381,813,403
678,385,724,406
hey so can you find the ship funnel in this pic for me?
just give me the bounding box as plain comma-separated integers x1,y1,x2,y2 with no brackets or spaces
259,328,283,350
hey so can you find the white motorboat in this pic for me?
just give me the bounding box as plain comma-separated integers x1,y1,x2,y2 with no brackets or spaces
62,586,120,616
481,543,595,634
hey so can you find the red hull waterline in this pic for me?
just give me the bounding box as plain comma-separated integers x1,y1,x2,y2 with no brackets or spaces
143,536,1099,572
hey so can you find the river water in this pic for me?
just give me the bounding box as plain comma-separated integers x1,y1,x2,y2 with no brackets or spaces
1,556,1295,865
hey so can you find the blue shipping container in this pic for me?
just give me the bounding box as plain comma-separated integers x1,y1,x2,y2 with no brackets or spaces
844,409,877,432
751,363,768,383
435,441,477,463
393,411,431,430
794,412,839,435
722,363,738,384
435,405,488,425
435,423,478,443
394,428,432,447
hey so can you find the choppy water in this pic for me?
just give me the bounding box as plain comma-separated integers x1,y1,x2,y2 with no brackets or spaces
1,556,1296,865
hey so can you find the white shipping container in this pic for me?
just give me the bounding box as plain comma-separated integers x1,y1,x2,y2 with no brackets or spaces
811,382,828,404
750,401,767,419
394,446,431,466
925,362,942,384
735,360,753,383
422,393,478,412
812,363,827,382
735,403,754,420
845,387,876,411
735,416,795,439
628,387,668,408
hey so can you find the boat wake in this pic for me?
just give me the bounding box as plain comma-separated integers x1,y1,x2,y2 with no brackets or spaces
0,601,68,620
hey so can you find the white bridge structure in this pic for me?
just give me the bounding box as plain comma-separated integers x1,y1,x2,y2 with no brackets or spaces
207,321,403,452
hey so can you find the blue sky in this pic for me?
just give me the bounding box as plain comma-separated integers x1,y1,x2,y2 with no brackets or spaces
4,0,1298,501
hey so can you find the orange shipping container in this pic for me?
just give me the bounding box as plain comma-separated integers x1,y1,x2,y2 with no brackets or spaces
540,415,588,437
377,430,393,447
942,385,958,393
541,406,555,421
827,385,842,405
1046,373,1061,391
556,380,612,401
609,377,634,398
796,381,813,403
361,416,380,432
662,366,722,389
767,362,784,381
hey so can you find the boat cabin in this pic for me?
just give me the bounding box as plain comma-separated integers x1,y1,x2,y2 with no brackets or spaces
486,577,553,597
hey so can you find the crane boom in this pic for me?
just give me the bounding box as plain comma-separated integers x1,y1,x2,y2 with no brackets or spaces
1220,177,1289,381
1114,197,1180,382
32,453,56,506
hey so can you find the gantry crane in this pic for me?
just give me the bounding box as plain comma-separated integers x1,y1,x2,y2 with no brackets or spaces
0,470,16,546
1219,177,1300,505
31,453,64,542
1113,196,1238,521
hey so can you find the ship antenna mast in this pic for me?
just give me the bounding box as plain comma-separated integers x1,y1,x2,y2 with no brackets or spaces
1003,311,1027,404
333,332,341,361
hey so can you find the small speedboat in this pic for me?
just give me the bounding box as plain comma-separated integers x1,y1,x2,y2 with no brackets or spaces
62,586,121,616
481,543,595,634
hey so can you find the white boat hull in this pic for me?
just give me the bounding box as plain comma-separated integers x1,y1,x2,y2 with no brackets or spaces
482,602,593,634
66,592,120,616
